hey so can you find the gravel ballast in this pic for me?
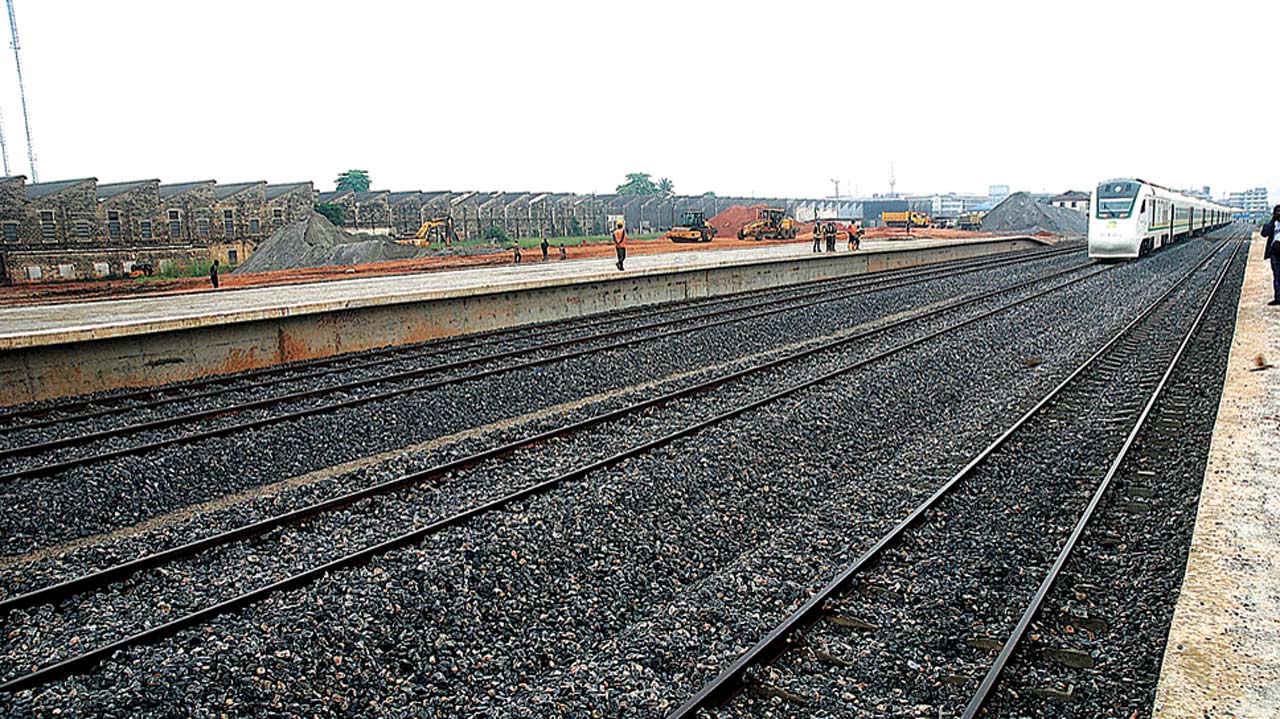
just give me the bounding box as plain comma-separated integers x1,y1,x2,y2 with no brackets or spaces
0,239,1239,717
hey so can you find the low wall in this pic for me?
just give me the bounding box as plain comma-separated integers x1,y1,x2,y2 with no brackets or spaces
0,237,1046,406
0,245,211,284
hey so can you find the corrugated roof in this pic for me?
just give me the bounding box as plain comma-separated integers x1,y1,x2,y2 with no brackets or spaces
97,179,159,200
265,182,313,200
26,178,95,200
386,191,421,204
354,190,389,202
316,190,353,203
159,180,215,199
214,181,265,200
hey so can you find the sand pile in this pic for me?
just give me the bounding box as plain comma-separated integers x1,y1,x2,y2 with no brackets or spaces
981,193,1088,235
234,212,432,273
709,204,767,238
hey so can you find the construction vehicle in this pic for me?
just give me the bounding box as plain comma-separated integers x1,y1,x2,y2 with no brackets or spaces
737,207,798,241
402,215,460,247
956,212,984,231
881,210,931,228
666,210,717,243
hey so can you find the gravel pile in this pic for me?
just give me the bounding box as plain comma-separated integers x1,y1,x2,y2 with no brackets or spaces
982,192,1088,235
0,241,1225,716
233,212,430,273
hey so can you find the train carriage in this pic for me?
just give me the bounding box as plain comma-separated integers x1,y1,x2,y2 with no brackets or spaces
1088,178,1233,260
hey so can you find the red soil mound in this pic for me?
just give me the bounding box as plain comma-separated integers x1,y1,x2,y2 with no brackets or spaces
709,204,766,239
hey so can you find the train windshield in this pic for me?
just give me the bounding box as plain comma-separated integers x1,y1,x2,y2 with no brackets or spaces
1096,181,1139,219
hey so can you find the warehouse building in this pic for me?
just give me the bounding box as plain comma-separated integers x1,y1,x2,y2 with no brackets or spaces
0,171,878,285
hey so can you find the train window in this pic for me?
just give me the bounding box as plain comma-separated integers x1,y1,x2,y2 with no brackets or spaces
1096,181,1139,219
1141,200,1147,214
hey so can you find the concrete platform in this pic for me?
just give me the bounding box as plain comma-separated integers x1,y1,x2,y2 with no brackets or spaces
1154,238,1280,717
0,236,1048,406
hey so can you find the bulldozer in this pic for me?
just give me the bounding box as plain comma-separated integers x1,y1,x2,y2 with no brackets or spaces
401,215,460,248
666,210,717,243
737,207,797,241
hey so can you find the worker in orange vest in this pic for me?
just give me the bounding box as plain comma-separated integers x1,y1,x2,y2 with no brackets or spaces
612,221,627,271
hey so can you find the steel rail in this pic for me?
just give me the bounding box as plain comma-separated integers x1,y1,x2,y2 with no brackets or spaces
0,263,1098,615
958,239,1242,718
0,257,1109,693
664,241,1229,717
0,248,1082,483
0,245,1077,428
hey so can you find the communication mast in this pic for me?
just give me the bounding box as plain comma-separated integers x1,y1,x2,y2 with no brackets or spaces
6,0,35,181
889,162,896,197
0,103,9,175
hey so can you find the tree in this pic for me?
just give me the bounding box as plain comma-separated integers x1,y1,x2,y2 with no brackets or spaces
657,177,674,195
314,202,346,226
335,169,371,193
702,191,717,198
484,224,511,243
616,172,660,196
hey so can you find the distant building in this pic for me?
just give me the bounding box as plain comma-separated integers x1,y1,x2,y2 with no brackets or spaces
1049,190,1090,214
911,193,988,217
1224,187,1269,221
1180,186,1212,201
989,184,1010,205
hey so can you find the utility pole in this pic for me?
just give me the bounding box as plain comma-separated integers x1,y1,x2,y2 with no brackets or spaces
889,162,896,197
829,178,840,199
6,0,35,181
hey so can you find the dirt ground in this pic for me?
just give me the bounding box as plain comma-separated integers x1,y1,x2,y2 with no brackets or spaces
0,229,999,308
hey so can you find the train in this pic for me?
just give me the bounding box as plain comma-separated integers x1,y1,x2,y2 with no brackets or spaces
1088,178,1234,260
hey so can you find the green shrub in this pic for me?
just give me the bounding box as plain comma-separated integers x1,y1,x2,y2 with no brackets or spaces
484,225,511,243
314,202,345,226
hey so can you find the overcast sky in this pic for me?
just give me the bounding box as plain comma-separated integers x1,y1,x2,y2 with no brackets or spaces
0,0,1272,202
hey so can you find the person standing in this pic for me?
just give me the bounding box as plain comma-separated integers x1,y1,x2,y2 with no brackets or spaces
513,241,522,264
812,224,822,253
612,221,627,271
558,242,567,260
541,236,550,262
1263,205,1280,306
847,222,861,251
209,258,220,289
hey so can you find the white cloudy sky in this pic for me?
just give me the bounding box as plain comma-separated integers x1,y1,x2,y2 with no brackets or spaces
0,0,1273,202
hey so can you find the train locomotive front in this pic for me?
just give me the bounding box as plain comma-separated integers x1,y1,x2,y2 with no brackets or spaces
1089,180,1152,260
1088,178,1234,260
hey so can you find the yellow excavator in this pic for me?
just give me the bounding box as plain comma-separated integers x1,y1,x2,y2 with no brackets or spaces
737,207,797,240
401,215,460,247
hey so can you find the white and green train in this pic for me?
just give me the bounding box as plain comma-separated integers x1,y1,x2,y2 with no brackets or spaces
1088,178,1234,260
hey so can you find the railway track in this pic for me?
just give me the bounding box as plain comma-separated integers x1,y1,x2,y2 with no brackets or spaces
0,252,1112,692
0,244,1081,433
0,245,1084,484
976,240,1245,715
665,239,1242,717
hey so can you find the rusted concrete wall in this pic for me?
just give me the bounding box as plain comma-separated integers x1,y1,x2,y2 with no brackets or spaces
0,237,1045,406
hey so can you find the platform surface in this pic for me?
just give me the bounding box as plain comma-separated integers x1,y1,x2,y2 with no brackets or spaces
1154,237,1280,717
0,236,1035,350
